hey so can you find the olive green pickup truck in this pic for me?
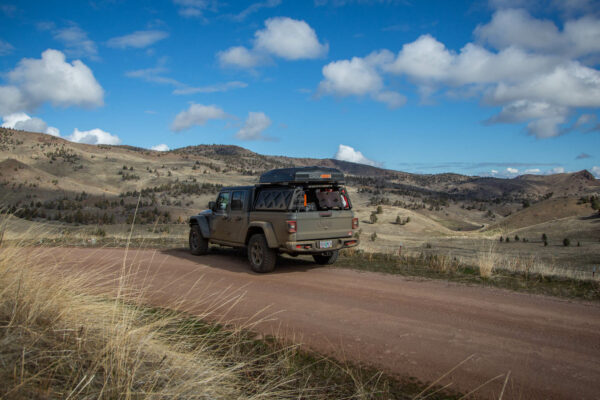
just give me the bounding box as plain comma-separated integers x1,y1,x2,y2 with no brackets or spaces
189,166,359,272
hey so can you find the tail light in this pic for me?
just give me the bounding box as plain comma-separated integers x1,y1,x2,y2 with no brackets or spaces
352,217,359,229
286,220,297,233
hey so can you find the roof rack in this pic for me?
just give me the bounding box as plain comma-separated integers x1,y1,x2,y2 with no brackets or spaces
258,166,345,185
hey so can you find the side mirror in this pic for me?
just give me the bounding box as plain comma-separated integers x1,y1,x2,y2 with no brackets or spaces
208,201,216,211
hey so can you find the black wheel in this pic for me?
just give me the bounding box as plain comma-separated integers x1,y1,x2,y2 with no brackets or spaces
312,250,338,265
189,225,208,255
248,234,277,273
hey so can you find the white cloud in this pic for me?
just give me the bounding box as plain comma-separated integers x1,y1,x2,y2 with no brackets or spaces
547,166,566,174
318,9,600,138
254,17,328,60
334,144,379,166
0,39,14,56
217,17,327,68
591,166,600,178
1,112,60,136
107,30,169,49
524,168,541,174
151,144,170,151
173,81,247,95
236,112,272,140
217,46,263,68
0,49,104,115
52,25,98,60
68,128,121,145
490,169,499,175
506,167,519,174
126,65,181,86
476,9,600,58
171,103,228,132
318,51,405,108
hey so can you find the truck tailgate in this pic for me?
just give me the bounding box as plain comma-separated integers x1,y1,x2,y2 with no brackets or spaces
295,210,353,240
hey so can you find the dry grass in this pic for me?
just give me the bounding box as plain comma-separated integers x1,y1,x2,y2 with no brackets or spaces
0,240,286,398
477,242,498,278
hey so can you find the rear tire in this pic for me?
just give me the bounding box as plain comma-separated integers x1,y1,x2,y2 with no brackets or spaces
189,225,208,255
313,250,338,265
248,234,277,273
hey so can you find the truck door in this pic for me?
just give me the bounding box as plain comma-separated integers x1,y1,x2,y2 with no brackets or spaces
210,191,230,241
227,190,248,244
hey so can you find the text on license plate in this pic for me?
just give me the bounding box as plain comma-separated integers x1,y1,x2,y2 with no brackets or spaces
319,240,332,249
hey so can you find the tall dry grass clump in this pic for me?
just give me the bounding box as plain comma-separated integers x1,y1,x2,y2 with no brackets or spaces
477,242,498,278
0,225,294,399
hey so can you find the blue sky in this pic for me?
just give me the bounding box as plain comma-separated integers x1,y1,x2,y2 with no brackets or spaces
1,0,599,177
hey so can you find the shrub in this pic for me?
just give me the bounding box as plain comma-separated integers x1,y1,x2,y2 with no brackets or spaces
376,205,383,214
542,233,548,242
499,236,504,242
563,238,570,247
506,237,510,243
369,213,378,224
370,232,377,241
396,215,401,225
544,240,548,247
514,235,520,241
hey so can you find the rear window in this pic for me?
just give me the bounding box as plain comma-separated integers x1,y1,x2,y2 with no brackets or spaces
291,186,352,211
253,186,352,212
254,189,295,211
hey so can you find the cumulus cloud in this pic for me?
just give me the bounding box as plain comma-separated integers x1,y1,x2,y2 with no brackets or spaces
1,112,60,136
171,103,228,132
506,167,519,174
236,112,272,140
318,51,405,108
107,30,169,49
318,9,600,138
334,144,379,166
524,168,541,174
151,143,170,151
0,49,104,115
254,17,328,60
475,9,600,58
218,17,327,68
0,39,14,56
592,166,600,178
68,128,121,145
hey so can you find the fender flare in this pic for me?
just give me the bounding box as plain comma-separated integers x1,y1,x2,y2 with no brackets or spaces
247,221,278,248
189,215,210,239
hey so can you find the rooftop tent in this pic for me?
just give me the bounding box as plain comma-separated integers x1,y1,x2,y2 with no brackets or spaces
258,166,345,185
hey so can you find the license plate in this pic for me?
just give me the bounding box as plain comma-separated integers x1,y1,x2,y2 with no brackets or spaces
319,240,332,249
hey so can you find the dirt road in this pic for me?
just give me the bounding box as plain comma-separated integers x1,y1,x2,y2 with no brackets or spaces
47,247,600,399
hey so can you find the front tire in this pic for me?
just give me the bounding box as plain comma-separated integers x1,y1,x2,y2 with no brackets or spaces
248,234,277,273
312,250,338,265
189,225,208,255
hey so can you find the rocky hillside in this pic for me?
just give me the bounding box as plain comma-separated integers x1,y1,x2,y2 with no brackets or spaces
0,127,598,226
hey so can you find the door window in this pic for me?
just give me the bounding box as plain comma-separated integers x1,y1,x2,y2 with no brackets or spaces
216,192,230,212
231,191,245,211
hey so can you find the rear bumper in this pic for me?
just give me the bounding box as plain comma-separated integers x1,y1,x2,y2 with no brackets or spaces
282,237,359,254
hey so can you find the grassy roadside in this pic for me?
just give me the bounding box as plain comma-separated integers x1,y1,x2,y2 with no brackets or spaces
337,250,600,301
5,232,599,301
